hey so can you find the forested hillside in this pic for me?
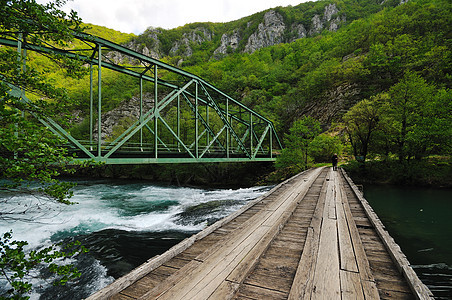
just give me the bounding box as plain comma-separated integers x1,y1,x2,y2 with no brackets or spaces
64,0,450,128
179,0,451,130
13,0,452,182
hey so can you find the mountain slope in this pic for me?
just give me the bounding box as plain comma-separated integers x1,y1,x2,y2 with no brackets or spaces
60,0,450,142
116,0,404,65
179,0,451,130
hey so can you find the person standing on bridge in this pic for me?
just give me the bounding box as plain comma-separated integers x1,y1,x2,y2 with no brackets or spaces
332,153,338,171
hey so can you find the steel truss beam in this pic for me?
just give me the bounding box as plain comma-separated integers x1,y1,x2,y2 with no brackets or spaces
0,33,283,164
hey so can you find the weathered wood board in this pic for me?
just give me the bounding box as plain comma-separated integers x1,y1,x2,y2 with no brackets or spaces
87,167,432,300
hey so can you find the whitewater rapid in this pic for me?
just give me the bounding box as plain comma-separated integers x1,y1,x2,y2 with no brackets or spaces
0,179,271,299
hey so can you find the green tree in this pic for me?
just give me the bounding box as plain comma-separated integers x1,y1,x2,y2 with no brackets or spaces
343,97,381,162
0,231,87,299
276,116,321,170
383,72,452,160
1,0,86,201
309,134,343,163
0,1,88,298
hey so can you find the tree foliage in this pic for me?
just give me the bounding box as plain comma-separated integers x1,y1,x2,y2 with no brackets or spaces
0,231,87,299
0,0,87,202
343,97,381,162
276,116,321,171
342,72,452,163
1,1,90,297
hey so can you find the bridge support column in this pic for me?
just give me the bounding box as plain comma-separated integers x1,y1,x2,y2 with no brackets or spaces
195,81,199,159
89,64,93,151
226,98,229,159
177,94,180,152
154,64,158,159
140,76,143,150
250,113,253,155
206,102,209,150
270,129,273,159
97,44,102,158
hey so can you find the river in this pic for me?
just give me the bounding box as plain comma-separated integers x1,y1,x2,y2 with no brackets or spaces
364,184,452,299
1,179,450,299
0,179,271,299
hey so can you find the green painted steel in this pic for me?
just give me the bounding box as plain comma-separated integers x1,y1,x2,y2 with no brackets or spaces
0,32,283,165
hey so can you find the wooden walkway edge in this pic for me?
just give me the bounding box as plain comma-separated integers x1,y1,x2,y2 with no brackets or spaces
87,167,433,300
86,168,313,300
340,169,434,300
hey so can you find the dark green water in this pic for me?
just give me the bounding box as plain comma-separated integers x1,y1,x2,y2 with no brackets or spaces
364,184,452,299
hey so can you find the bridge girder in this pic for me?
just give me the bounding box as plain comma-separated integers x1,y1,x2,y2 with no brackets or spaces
1,33,283,164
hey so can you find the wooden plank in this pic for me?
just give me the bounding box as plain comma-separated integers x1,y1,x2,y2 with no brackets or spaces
206,280,240,300
151,265,178,276
327,178,337,220
271,239,305,251
340,270,365,300
310,215,341,300
121,273,168,298
337,174,380,299
335,174,359,273
287,227,315,300
137,260,202,299
378,290,416,300
341,170,434,300
87,169,317,300
263,246,301,259
236,284,287,300
288,169,330,300
244,271,295,293
162,257,190,269
109,293,135,300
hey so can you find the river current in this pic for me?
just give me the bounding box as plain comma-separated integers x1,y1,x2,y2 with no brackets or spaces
0,179,271,299
364,184,452,300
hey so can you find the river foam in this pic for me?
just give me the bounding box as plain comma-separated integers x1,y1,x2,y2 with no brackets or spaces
0,179,270,299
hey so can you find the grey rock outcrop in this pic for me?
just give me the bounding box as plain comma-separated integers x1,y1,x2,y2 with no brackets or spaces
244,10,286,53
309,3,344,35
306,83,361,123
107,28,162,64
290,23,307,42
94,94,155,140
170,27,213,57
213,29,241,57
133,28,162,59
114,3,346,63
309,15,324,35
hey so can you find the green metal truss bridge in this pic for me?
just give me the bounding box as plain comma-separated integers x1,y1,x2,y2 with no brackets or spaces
1,33,282,164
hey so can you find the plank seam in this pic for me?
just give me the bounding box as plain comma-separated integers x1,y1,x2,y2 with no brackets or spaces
340,169,434,300
86,169,317,300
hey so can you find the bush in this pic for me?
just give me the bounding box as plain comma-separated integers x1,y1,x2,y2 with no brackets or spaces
342,158,452,187
309,134,343,163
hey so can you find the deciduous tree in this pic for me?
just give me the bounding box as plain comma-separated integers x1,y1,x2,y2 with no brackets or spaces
0,1,88,297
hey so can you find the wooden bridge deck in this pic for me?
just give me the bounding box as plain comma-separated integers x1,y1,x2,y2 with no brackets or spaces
87,167,433,300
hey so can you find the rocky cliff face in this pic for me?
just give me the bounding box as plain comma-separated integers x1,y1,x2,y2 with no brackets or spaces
217,4,345,55
213,29,241,57
93,94,153,140
244,10,286,53
121,3,346,61
169,27,213,57
108,28,162,64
